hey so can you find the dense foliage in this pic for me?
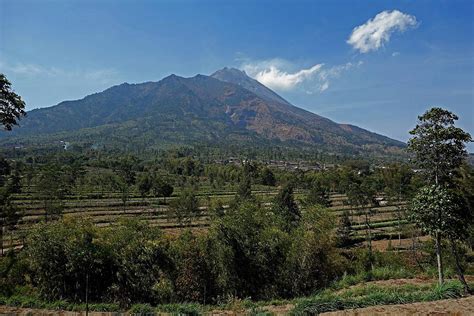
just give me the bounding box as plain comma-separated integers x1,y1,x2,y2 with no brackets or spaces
1,198,343,306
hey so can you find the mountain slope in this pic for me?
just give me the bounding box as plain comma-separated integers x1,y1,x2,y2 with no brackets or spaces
211,67,292,106
1,68,404,155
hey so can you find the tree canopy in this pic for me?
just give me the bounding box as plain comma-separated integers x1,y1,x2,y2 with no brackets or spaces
0,74,26,131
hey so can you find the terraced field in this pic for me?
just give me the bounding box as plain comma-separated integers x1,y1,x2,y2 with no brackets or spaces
1,188,414,254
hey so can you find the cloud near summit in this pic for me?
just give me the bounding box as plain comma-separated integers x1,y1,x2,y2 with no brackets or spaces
347,10,418,53
242,59,361,93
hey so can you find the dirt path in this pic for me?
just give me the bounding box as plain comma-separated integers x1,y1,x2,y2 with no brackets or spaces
321,295,474,315
1,297,473,316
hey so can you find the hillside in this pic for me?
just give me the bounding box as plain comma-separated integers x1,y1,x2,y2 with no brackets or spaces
0,68,405,156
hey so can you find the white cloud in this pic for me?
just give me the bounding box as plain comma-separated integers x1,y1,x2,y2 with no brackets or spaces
251,63,323,91
392,52,400,57
347,10,417,53
242,59,362,93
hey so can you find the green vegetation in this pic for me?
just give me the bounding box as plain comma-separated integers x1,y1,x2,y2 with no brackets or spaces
292,280,466,315
0,74,26,131
0,107,472,314
408,107,472,288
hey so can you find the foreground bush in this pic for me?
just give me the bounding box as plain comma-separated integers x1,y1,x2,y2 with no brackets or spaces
25,218,173,305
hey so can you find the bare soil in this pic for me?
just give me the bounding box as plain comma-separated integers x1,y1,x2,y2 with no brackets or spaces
370,235,430,251
321,295,474,316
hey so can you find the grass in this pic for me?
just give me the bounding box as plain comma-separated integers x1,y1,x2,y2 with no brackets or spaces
0,278,468,315
331,266,416,290
0,295,121,312
291,280,466,315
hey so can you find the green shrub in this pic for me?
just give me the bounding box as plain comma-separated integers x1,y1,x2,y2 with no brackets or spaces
129,303,155,315
154,303,201,315
46,300,70,310
430,281,463,300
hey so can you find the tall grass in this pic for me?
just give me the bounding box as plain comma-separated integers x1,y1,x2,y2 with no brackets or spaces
292,280,465,315
332,266,415,290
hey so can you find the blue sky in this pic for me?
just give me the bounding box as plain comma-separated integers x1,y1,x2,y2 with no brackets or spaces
1,0,473,149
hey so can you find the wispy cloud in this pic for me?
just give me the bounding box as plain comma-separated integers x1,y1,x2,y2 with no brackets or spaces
241,58,362,93
0,61,119,84
347,10,418,53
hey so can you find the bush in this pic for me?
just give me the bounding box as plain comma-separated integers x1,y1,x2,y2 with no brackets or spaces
25,218,114,302
129,303,155,315
154,303,202,315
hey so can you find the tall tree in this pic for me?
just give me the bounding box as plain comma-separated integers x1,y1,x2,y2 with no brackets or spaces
35,164,68,221
336,210,353,247
0,74,26,130
346,175,376,269
137,173,153,199
408,107,472,186
273,182,300,231
408,107,472,286
169,188,200,227
381,164,413,247
236,171,253,201
0,157,11,187
410,186,469,287
0,187,20,255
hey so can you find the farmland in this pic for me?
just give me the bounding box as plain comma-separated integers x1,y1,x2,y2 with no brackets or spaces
2,184,415,255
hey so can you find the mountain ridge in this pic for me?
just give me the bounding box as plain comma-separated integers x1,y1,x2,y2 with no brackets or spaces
1,68,405,156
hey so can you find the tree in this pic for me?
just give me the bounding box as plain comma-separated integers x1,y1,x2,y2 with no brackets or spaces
7,164,23,194
336,210,353,247
212,200,291,299
0,157,11,187
26,218,113,302
305,181,331,207
346,176,376,269
137,173,153,199
410,186,467,286
103,220,172,306
0,187,20,255
114,156,137,186
236,171,253,201
152,177,174,203
408,107,472,186
0,74,26,130
114,177,130,211
169,189,199,227
408,107,472,285
259,167,276,186
381,164,413,247
35,164,67,221
273,183,300,231
285,206,342,296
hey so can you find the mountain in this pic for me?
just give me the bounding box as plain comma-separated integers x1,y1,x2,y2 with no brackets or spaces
1,68,405,156
211,67,292,106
